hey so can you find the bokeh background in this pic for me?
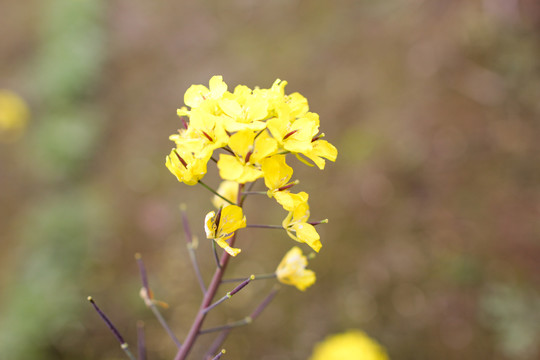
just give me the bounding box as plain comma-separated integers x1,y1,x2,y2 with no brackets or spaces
1,0,540,359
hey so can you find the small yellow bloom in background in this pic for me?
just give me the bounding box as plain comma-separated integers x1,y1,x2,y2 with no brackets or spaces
275,246,315,291
310,330,389,360
0,90,30,143
282,193,322,252
204,205,246,256
212,180,239,208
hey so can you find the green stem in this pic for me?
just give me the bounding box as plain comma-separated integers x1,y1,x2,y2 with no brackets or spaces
198,180,235,206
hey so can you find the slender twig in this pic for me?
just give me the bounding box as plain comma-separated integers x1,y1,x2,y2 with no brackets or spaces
246,220,327,230
198,180,235,205
180,205,206,294
205,331,231,359
136,254,182,348
204,285,279,357
221,273,276,283
211,240,221,269
241,191,267,195
199,287,278,335
203,276,253,314
87,297,137,360
250,287,279,320
199,318,252,335
137,321,146,360
211,349,226,360
245,224,283,229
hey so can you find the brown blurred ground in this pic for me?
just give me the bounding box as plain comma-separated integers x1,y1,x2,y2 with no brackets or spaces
1,0,540,359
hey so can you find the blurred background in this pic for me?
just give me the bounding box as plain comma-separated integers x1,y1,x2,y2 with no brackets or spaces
1,0,540,359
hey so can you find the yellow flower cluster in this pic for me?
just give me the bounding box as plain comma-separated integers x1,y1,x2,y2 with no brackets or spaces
166,76,337,288
310,330,389,360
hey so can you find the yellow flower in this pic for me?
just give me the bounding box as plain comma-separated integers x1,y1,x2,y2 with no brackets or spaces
267,112,320,154
261,155,295,198
219,85,269,132
184,107,230,151
275,246,315,291
310,330,389,360
217,130,277,183
165,146,212,185
204,205,246,256
0,90,29,142
212,180,239,208
300,138,338,170
184,75,228,108
282,193,322,252
275,191,308,212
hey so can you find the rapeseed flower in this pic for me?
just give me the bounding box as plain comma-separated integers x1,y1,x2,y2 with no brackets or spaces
282,194,322,252
204,205,246,256
275,246,315,291
310,330,389,360
165,146,212,185
261,155,295,198
217,129,277,183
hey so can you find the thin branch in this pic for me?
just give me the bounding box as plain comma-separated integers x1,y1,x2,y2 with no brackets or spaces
137,321,146,360
203,276,253,314
136,254,182,348
221,273,276,283
87,297,137,360
245,224,283,229
241,191,267,195
198,180,235,206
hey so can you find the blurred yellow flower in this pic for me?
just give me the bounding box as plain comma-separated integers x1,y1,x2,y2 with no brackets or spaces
310,330,389,360
204,205,246,256
0,90,29,142
275,246,315,291
212,180,239,208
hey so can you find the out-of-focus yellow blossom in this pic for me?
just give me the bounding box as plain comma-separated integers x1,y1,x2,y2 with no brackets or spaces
212,180,239,208
310,330,389,360
261,155,295,198
204,205,246,256
282,194,322,252
165,146,212,185
0,90,30,142
275,246,315,291
217,130,277,183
